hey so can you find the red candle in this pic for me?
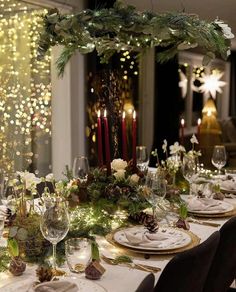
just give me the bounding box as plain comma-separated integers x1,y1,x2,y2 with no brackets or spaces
132,110,137,167
197,118,201,142
122,111,128,161
104,109,111,176
180,118,185,145
97,110,103,167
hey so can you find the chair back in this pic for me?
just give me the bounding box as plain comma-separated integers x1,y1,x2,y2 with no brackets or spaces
204,217,236,292
135,273,155,292
153,231,220,292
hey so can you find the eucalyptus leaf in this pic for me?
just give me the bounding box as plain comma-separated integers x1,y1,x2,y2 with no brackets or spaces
9,226,18,238
16,227,28,241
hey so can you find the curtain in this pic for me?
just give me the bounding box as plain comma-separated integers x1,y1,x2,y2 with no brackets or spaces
149,52,181,166
229,51,236,116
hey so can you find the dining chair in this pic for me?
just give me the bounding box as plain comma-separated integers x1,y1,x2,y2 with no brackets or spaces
153,231,220,292
203,216,236,292
135,273,155,292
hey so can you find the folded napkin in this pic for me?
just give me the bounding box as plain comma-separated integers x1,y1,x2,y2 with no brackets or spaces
0,205,8,218
34,281,78,292
124,229,186,248
221,180,236,191
187,197,226,212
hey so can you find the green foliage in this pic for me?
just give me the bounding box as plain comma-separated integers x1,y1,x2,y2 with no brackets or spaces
7,238,19,257
113,255,132,264
91,240,100,261
0,247,11,272
38,1,232,76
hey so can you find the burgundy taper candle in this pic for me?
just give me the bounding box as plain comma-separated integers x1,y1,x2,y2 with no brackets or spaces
97,109,103,167
132,110,137,167
104,109,111,176
122,111,128,161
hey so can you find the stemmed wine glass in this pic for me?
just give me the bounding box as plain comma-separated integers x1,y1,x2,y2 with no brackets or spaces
73,156,90,182
182,155,199,196
40,199,69,269
136,146,149,172
145,173,167,220
211,145,227,174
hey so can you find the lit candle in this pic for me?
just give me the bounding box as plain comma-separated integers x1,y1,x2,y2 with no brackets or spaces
180,118,185,145
132,110,137,168
122,111,128,161
103,109,111,176
197,118,201,139
97,110,103,167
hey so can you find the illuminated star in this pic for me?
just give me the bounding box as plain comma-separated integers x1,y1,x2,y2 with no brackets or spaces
198,71,226,99
178,71,199,98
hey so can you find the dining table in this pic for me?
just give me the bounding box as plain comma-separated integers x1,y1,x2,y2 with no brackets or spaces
0,194,236,292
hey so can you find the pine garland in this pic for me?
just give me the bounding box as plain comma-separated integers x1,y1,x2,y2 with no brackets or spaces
38,1,232,76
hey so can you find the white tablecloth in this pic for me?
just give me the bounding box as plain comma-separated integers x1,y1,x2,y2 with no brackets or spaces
0,198,235,292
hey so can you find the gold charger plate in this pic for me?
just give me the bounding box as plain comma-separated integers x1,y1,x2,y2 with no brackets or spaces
106,227,200,255
188,205,236,218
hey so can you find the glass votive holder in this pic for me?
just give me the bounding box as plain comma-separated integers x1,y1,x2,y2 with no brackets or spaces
65,238,91,273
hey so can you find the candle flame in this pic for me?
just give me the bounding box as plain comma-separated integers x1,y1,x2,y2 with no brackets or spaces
104,109,107,118
97,109,101,118
181,118,185,126
122,111,126,119
197,118,201,126
133,110,136,119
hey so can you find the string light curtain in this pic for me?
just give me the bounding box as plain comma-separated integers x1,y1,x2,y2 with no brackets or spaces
0,0,52,176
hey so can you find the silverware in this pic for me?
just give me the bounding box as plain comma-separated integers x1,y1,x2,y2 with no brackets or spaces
187,218,221,227
101,254,161,273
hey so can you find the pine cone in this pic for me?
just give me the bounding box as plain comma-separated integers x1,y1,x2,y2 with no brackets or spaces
9,257,26,276
129,212,159,233
36,266,53,283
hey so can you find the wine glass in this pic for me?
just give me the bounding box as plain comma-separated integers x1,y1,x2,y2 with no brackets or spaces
73,156,90,182
40,199,69,269
145,173,167,219
182,155,199,196
211,145,227,174
136,146,149,172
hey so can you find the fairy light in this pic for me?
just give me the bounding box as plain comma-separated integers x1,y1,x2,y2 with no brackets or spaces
0,0,52,174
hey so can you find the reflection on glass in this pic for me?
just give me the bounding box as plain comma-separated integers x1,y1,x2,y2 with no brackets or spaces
73,156,90,182
211,145,227,173
136,146,149,172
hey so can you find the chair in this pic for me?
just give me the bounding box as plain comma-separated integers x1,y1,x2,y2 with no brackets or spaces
135,273,155,292
204,217,236,292
153,231,220,292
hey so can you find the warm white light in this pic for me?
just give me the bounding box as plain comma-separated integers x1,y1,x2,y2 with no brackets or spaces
197,118,201,126
199,71,226,99
207,110,212,117
104,109,107,118
97,109,101,118
122,111,125,119
181,118,185,126
133,110,136,120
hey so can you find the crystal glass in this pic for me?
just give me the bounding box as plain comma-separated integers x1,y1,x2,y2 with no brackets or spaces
65,238,91,273
40,200,69,269
73,156,90,182
211,145,227,173
136,146,149,172
182,155,199,196
0,171,8,204
145,173,166,219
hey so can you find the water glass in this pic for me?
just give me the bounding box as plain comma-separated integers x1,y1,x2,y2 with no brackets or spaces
73,156,90,182
136,146,149,172
182,155,198,196
0,217,4,238
40,200,69,269
65,238,91,273
211,145,227,173
145,173,167,219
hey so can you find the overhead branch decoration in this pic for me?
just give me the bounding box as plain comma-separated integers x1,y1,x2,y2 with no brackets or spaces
38,1,234,76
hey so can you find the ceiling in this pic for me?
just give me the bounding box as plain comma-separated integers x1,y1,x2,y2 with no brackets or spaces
125,0,236,48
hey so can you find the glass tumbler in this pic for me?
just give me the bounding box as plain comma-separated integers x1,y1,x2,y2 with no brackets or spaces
65,238,91,273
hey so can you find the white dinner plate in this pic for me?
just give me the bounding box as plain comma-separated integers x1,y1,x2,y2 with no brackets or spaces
0,277,107,292
113,226,192,251
188,200,234,215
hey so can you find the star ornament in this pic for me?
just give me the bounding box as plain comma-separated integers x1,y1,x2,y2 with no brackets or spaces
198,72,226,99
